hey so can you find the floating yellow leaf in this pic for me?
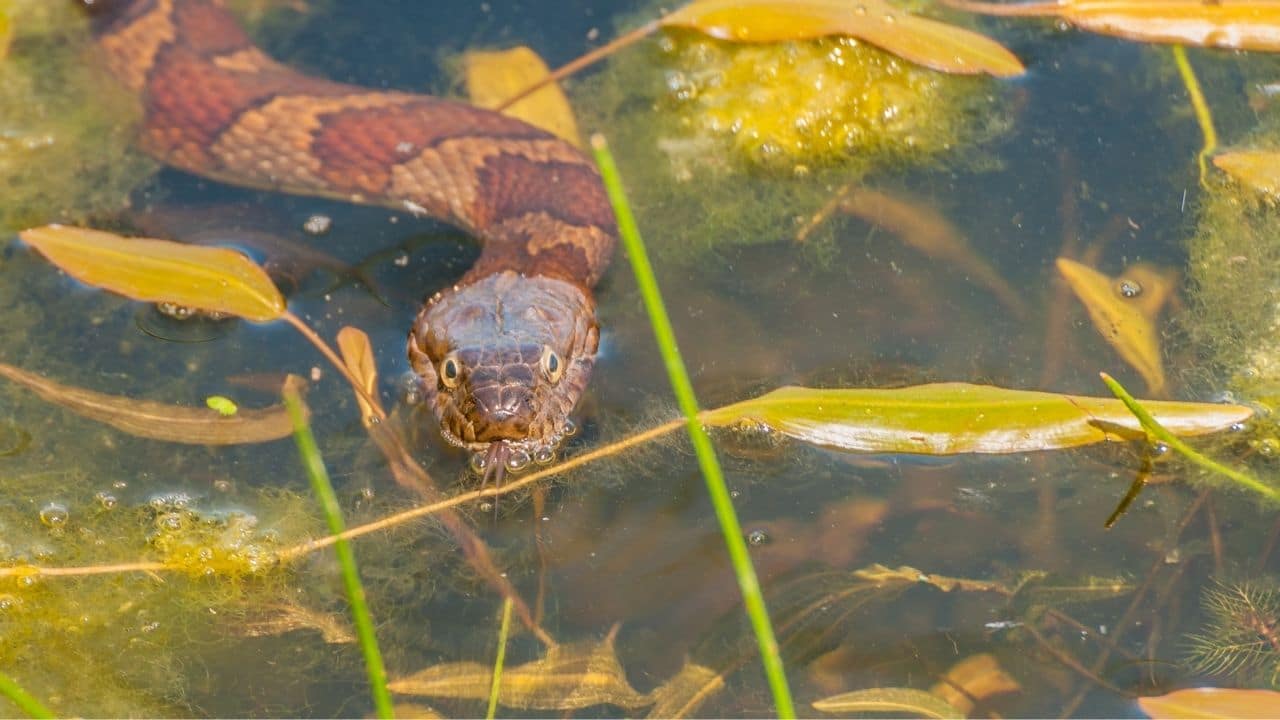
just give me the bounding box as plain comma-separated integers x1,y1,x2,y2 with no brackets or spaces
944,0,1280,51
466,46,583,148
813,687,965,718
1138,687,1280,719
389,629,651,710
1214,149,1280,197
336,326,380,425
1056,257,1168,395
664,0,1025,77
701,384,1250,454
0,362,300,445
645,661,725,719
838,186,1026,317
929,653,1020,716
19,224,286,322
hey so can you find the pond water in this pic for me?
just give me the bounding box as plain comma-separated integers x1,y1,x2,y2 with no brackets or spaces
1,0,1278,717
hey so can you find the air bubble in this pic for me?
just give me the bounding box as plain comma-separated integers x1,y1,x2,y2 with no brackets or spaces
95,492,117,510
470,453,489,474
534,448,555,464
562,419,578,436
506,449,531,471
1117,279,1143,298
39,503,69,529
747,529,771,546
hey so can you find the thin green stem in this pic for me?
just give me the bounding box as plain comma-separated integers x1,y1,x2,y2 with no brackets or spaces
590,133,795,718
284,387,395,719
0,671,53,719
486,598,514,720
1172,45,1217,188
1099,373,1280,504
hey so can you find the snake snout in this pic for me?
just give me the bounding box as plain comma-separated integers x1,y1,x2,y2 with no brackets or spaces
467,365,538,439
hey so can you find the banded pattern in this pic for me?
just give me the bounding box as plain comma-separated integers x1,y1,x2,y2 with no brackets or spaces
83,0,617,467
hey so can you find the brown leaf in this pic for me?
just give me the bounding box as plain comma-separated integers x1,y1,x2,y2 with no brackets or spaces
945,0,1280,51
1138,687,1280,719
1214,149,1280,197
0,362,300,445
235,602,355,644
851,564,1009,594
388,628,651,710
1056,257,1168,395
20,224,285,322
928,653,1020,717
336,326,382,425
664,0,1025,77
644,661,725,719
465,46,584,147
813,687,965,718
839,187,1027,317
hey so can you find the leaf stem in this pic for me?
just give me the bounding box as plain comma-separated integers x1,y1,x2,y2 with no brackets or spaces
0,671,53,719
590,132,795,719
1171,45,1217,188
486,598,514,720
1099,373,1279,504
283,386,394,719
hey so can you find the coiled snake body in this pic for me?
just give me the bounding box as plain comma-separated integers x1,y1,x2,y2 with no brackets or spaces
80,0,617,472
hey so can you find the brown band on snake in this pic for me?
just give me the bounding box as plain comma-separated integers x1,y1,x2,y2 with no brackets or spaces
81,0,617,473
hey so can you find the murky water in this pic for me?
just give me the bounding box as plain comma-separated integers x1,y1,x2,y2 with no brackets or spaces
1,0,1278,717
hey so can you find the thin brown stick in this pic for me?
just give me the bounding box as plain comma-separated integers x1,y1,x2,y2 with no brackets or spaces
493,20,661,112
283,311,381,413
0,560,167,579
1206,497,1224,576
1255,513,1280,575
1024,622,1132,698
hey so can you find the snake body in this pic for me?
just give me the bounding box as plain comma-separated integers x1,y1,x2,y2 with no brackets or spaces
80,0,617,471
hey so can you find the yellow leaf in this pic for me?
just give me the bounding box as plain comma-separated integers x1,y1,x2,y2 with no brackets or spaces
1214,149,1280,197
466,46,584,147
701,384,1250,454
0,362,300,445
813,687,965,718
1057,257,1168,395
19,224,286,322
944,0,1280,51
336,326,382,425
389,630,651,710
663,0,1025,77
1138,687,1280,719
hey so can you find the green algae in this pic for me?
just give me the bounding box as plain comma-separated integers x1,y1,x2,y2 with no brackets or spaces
0,1,156,233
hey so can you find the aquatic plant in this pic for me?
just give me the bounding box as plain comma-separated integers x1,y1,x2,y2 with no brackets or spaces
1185,579,1280,687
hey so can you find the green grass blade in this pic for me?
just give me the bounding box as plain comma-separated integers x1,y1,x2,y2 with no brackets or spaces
486,597,514,720
1099,373,1280,504
590,133,796,719
284,387,395,719
0,670,53,719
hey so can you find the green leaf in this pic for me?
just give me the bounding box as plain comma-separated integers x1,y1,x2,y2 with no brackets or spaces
702,384,1251,454
20,224,285,322
1138,687,1280,719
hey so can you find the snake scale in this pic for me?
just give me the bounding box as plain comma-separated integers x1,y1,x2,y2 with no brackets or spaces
78,0,618,473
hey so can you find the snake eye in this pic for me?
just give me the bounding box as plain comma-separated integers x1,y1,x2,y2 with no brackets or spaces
540,346,564,384
439,354,461,389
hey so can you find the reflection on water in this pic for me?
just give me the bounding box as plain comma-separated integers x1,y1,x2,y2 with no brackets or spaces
0,0,1276,717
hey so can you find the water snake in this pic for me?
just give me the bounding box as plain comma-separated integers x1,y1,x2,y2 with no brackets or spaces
79,0,617,473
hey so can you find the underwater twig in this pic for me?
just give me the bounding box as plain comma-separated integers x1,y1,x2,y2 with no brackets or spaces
1023,622,1131,698
590,132,796,719
1099,373,1280,503
0,670,54,719
283,386,393,720
1171,45,1217,188
487,598,514,720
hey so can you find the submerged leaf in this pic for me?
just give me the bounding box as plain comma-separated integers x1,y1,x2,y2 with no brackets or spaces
703,384,1249,454
389,630,651,710
662,0,1025,77
929,653,1020,716
1138,687,1280,719
645,661,725,719
20,224,285,322
1214,149,1280,197
1056,257,1169,395
813,687,964,718
852,564,1008,593
235,602,355,644
944,0,1280,51
839,186,1026,317
465,46,583,147
0,363,300,445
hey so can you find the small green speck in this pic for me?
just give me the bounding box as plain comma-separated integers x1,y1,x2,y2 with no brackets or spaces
206,396,238,417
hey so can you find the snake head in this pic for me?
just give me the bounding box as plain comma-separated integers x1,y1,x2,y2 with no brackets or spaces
407,271,598,475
